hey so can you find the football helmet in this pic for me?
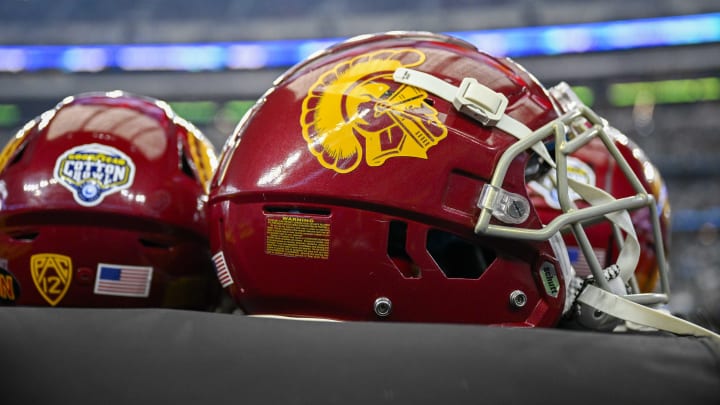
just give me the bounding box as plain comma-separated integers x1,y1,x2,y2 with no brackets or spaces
529,86,672,295
0,91,219,309
209,31,689,333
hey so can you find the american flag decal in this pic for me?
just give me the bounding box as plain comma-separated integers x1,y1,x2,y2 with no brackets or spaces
568,247,607,278
212,251,234,287
94,264,153,297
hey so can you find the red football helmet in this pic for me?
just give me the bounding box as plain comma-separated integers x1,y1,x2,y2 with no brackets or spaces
208,31,670,328
529,83,672,295
0,91,219,309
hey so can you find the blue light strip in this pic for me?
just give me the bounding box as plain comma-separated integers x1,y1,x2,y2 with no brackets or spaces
448,12,720,56
1,13,718,73
672,208,720,233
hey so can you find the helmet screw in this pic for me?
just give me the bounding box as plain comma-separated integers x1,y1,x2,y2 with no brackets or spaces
374,297,392,317
509,290,528,308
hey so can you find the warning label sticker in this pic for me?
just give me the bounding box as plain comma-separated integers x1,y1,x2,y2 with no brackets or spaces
266,215,331,259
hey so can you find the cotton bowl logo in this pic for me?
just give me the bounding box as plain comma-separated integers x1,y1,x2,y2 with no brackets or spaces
54,143,136,206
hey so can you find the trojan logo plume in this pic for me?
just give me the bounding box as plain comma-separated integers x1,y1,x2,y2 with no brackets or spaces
301,49,448,174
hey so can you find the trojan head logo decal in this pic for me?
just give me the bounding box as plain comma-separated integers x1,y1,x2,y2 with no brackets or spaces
184,129,217,192
31,253,72,306
301,49,448,174
54,143,136,206
0,266,20,305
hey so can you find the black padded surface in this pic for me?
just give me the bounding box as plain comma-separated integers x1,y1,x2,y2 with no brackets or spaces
2,307,719,404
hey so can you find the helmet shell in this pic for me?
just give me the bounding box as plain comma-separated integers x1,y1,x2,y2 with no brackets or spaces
0,92,219,308
210,32,567,326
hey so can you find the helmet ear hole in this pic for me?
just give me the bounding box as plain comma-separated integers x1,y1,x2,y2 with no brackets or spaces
426,230,496,279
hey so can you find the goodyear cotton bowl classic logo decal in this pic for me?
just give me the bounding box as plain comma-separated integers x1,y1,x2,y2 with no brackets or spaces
54,143,136,206
301,49,448,174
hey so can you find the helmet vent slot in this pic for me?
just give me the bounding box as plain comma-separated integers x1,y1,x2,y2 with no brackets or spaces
139,238,174,249
264,206,331,216
387,221,411,261
426,230,495,279
8,231,38,241
387,221,420,278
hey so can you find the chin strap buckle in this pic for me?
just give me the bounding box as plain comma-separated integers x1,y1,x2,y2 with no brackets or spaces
393,67,555,166
394,67,508,126
453,77,508,126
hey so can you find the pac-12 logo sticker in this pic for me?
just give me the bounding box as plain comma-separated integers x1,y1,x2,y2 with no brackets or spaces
301,48,448,174
54,143,136,206
31,253,72,306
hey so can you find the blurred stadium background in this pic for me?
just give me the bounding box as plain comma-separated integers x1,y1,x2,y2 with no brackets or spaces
1,0,718,326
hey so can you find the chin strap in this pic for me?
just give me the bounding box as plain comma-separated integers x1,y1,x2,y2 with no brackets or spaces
576,284,720,343
393,67,556,168
566,178,639,284
566,178,720,343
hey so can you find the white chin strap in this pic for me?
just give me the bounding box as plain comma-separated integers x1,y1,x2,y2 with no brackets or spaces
577,285,720,341
566,178,639,284
569,178,720,343
393,67,720,343
393,68,555,167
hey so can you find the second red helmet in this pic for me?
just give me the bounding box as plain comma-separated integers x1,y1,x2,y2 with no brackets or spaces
0,91,219,309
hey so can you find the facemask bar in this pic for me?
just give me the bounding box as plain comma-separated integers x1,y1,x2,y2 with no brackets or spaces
478,99,669,305
549,82,669,301
392,67,669,308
